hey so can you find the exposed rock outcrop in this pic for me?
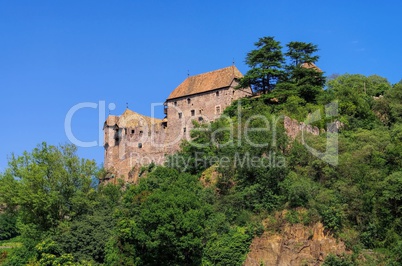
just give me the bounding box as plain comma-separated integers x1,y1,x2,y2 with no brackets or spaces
244,222,348,266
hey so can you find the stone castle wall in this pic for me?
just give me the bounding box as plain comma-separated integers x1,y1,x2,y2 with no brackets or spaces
102,81,252,183
104,123,169,183
283,116,320,139
164,79,251,150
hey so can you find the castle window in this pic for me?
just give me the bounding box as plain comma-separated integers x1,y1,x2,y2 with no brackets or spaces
174,101,177,106
139,130,143,136
178,112,182,119
131,129,135,134
183,127,186,133
199,109,202,114
114,129,121,145
187,98,191,104
215,105,221,115
233,90,235,95
191,110,195,116
198,116,203,122
138,143,142,148
216,91,220,96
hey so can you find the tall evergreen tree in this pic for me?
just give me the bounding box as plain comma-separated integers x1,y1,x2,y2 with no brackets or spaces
284,41,324,86
285,41,319,66
238,36,284,94
276,41,325,103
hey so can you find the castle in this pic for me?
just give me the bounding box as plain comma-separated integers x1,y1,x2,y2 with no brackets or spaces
103,65,253,182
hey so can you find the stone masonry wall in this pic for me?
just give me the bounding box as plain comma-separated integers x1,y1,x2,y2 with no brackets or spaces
283,116,320,139
164,80,251,151
102,81,252,183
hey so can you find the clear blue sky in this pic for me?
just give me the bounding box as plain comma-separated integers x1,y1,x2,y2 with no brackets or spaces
1,0,401,170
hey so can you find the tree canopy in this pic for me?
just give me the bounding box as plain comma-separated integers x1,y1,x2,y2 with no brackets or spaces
238,36,284,94
239,36,325,103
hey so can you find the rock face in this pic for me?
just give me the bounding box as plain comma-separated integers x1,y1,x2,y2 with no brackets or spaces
284,116,320,140
244,222,348,266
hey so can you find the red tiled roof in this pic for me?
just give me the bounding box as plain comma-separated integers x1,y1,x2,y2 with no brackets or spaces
167,65,243,100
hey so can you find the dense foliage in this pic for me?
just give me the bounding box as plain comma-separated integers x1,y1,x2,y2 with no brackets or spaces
238,36,326,104
0,144,119,265
1,36,402,265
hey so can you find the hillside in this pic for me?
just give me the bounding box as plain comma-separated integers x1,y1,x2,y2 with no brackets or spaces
1,38,402,265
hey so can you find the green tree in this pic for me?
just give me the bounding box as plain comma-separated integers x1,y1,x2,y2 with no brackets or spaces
322,254,354,266
285,41,319,66
238,36,284,94
326,74,381,128
109,167,212,265
53,212,113,264
280,171,317,208
0,143,98,265
202,226,252,266
0,212,18,240
384,82,402,123
6,143,97,232
0,172,19,240
276,41,325,103
327,73,390,99
366,75,391,96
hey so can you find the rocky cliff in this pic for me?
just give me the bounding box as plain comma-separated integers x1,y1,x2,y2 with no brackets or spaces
244,221,348,266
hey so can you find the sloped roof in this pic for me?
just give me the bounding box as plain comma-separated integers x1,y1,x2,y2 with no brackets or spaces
301,62,323,72
167,65,243,100
117,109,162,128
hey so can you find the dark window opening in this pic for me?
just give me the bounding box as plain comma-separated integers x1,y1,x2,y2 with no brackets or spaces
178,112,182,119
114,129,121,144
174,101,177,106
138,143,142,148
191,110,195,116
187,98,191,104
131,129,135,134
183,127,186,133
216,105,221,114
198,116,203,122
216,91,220,96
